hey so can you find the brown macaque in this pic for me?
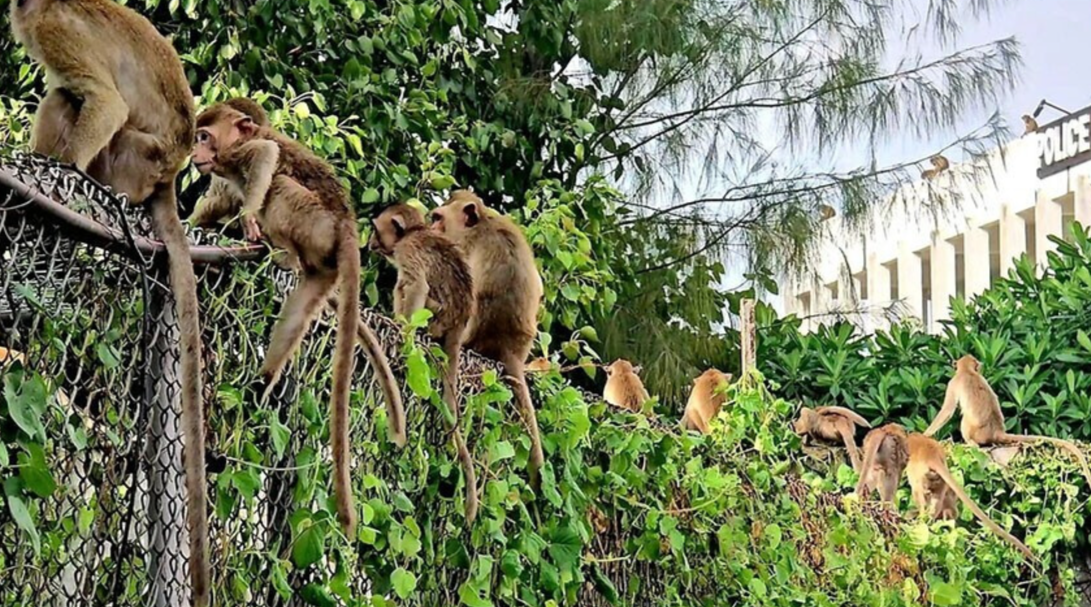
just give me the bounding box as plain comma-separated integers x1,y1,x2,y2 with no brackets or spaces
855,424,908,503
368,203,479,524
10,1,209,601
680,369,732,434
1022,114,1039,135
603,359,651,413
192,103,373,536
793,406,872,472
906,433,1037,561
926,355,1091,484
190,103,404,441
921,155,950,180
189,97,269,236
430,190,546,487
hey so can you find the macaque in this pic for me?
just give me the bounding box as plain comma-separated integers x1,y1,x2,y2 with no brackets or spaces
189,100,404,434
925,354,1091,484
906,433,1036,561
368,203,479,524
603,359,651,413
192,102,372,535
1022,115,1039,135
680,369,732,434
189,97,270,236
792,406,872,471
855,424,908,503
430,190,546,487
10,1,209,601
921,155,950,180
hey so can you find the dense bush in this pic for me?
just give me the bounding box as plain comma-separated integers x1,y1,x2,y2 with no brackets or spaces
760,224,1091,441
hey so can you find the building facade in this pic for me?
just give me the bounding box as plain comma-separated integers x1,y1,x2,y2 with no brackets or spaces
784,105,1091,334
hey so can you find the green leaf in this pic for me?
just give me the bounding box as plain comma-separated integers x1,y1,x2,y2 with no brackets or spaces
96,342,121,369
298,583,337,607
5,484,40,556
18,443,56,498
489,441,515,463
233,468,261,501
1078,330,1091,353
548,525,582,571
391,567,417,599
270,415,290,460
405,349,433,398
457,580,493,607
5,373,47,440
362,188,381,204
430,174,457,190
929,581,963,606
293,524,325,569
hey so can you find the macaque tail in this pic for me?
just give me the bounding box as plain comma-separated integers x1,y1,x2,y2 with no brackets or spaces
836,423,862,472
503,356,545,489
331,230,360,535
355,316,407,447
443,334,478,524
934,463,1037,562
147,185,209,607
855,433,883,497
1000,433,1091,486
821,406,871,428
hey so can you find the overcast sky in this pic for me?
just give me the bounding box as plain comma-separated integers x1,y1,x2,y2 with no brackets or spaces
882,0,1091,164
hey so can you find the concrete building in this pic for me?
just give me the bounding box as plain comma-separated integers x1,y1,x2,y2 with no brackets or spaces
784,105,1091,334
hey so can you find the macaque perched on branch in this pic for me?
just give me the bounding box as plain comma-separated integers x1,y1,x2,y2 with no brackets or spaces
369,202,480,524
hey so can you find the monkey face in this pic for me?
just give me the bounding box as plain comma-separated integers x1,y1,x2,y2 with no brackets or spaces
192,106,257,174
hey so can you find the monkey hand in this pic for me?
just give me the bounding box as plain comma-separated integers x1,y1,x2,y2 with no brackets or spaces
243,213,264,242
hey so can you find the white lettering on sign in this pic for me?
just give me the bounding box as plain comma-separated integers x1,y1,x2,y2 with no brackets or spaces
1038,106,1091,177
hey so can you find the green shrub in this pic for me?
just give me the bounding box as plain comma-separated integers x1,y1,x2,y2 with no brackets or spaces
760,223,1091,441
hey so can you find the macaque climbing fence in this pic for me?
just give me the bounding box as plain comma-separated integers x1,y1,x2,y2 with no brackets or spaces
0,153,670,606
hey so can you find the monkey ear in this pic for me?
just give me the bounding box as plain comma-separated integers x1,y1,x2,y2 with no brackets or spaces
233,115,257,135
391,215,406,237
463,202,480,227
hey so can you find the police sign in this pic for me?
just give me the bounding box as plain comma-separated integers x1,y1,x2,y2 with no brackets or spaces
1037,105,1091,179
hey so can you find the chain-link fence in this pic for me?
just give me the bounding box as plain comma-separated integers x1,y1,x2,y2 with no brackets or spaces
0,153,527,605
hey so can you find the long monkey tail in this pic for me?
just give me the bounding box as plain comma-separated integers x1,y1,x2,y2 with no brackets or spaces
855,432,883,498
933,463,1038,562
443,333,479,524
836,422,862,473
355,316,406,447
146,185,209,607
1000,433,1091,486
502,355,545,490
332,228,360,535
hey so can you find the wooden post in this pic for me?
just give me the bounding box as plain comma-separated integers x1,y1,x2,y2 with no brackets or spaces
740,298,756,375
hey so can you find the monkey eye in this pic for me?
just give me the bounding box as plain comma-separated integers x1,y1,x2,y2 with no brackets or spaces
196,131,211,144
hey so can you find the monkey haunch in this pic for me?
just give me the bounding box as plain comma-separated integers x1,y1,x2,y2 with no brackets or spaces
192,102,379,536
11,0,210,602
856,424,908,503
793,406,872,472
431,190,546,487
370,203,480,524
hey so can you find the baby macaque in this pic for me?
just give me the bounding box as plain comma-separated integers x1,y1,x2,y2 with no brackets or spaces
369,202,480,524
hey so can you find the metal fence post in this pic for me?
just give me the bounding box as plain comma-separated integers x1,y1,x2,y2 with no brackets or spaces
143,282,190,607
